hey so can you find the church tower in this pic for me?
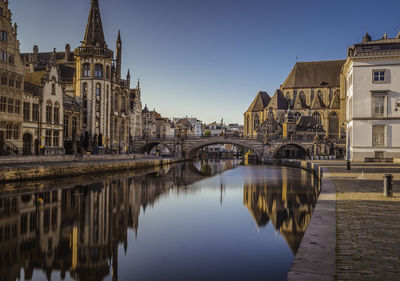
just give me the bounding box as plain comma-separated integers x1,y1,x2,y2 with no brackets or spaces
75,0,113,147
116,30,122,79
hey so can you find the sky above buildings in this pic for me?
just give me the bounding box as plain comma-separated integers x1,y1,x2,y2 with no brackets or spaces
10,0,400,124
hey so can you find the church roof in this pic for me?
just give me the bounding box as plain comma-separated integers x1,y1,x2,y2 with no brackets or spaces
266,89,288,110
246,91,270,112
24,70,47,85
83,0,107,48
281,60,345,89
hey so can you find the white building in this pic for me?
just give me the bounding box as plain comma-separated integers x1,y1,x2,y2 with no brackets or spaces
343,32,400,162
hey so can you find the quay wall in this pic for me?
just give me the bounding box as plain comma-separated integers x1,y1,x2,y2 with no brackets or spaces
262,158,323,180
0,157,182,183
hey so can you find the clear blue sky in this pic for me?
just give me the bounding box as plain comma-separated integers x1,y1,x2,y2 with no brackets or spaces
10,0,400,124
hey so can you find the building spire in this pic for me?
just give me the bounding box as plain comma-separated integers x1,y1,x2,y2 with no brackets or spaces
83,0,106,47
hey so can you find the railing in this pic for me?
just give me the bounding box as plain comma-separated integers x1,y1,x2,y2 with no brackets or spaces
0,142,19,156
75,46,113,58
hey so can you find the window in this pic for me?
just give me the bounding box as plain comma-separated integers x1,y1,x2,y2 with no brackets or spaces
15,79,21,89
373,96,385,117
83,63,90,77
329,112,339,137
1,51,7,62
253,115,260,129
95,64,103,78
312,112,322,125
0,7,3,16
72,116,77,139
373,70,386,83
8,76,14,87
32,104,39,121
121,96,126,113
15,100,20,114
0,96,6,112
13,124,19,140
54,103,60,124
6,123,12,139
1,74,7,85
7,98,13,113
8,54,13,64
23,102,30,121
96,83,101,97
0,31,7,42
46,102,52,123
373,125,385,147
53,130,59,147
45,130,52,146
64,115,69,139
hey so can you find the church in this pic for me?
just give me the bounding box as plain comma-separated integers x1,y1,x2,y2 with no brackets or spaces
0,0,143,155
244,60,346,141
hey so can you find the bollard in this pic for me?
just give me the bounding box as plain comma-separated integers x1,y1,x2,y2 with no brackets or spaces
347,160,351,171
384,174,393,197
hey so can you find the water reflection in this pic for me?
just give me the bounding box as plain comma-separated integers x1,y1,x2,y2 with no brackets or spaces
0,160,319,281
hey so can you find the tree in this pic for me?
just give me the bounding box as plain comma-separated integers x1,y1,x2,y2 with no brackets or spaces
204,130,211,137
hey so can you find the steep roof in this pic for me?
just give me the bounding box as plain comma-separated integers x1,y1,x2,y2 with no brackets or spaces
266,89,288,110
281,60,345,89
24,70,46,85
246,91,270,112
83,0,106,48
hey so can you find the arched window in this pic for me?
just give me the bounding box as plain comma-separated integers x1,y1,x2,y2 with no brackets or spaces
329,112,339,137
94,64,103,78
312,112,322,125
83,63,90,77
54,103,60,124
46,101,52,123
294,112,302,123
106,66,110,80
114,94,119,112
253,114,260,130
121,96,126,113
120,120,125,143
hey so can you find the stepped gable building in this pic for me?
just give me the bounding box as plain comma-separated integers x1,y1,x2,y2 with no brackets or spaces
244,60,346,140
343,32,400,161
0,0,25,155
17,0,143,154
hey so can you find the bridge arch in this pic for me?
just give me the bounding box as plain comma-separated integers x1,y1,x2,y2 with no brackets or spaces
274,143,308,159
138,141,173,154
186,138,262,161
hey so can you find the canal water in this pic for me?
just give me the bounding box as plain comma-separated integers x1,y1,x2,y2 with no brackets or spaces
0,160,320,281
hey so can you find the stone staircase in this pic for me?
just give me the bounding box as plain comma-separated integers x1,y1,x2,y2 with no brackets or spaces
0,141,20,156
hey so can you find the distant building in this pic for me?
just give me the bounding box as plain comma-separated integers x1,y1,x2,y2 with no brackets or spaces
343,32,400,161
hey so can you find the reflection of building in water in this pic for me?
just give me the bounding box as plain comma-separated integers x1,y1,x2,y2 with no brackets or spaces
0,164,196,281
243,168,319,253
0,161,240,281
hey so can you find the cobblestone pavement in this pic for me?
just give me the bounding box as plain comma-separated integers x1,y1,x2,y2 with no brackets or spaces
321,162,400,281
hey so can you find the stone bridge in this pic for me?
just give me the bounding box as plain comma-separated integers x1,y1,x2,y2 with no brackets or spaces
132,136,346,161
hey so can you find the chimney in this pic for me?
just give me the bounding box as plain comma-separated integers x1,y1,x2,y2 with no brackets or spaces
65,44,70,62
